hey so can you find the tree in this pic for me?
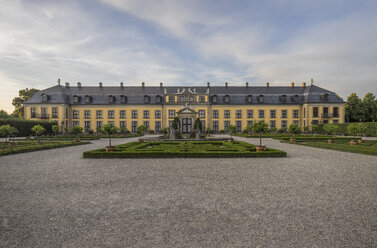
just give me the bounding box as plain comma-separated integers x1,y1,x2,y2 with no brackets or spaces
31,124,45,142
72,126,83,141
52,125,59,136
252,122,268,146
12,88,40,118
345,93,364,122
244,125,253,136
172,117,180,130
323,124,339,138
362,93,377,122
9,126,19,142
288,124,300,138
0,125,12,142
136,125,146,136
119,126,128,134
0,110,10,119
347,123,361,137
102,123,118,147
194,118,203,131
226,125,236,135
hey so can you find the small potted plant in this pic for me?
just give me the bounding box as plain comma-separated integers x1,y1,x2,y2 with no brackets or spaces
0,124,12,145
288,123,299,143
347,123,360,145
252,122,268,151
52,124,59,137
226,125,236,142
323,124,339,143
358,123,367,143
102,123,118,151
31,124,46,143
72,126,83,142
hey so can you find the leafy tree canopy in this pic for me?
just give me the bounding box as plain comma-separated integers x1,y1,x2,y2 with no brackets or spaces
12,88,39,118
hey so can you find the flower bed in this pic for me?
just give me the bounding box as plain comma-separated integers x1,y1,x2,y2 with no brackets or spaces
83,141,286,158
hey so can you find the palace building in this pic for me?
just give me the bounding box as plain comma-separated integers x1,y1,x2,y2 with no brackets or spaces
23,80,345,133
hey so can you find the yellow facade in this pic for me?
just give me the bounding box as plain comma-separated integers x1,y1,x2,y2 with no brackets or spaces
24,101,345,133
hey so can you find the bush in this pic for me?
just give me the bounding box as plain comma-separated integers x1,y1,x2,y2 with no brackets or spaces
0,118,56,136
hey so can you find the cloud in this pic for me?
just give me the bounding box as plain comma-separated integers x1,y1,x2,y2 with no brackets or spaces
0,0,376,112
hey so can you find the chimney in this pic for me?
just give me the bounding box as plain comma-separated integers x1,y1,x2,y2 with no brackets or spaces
310,78,314,85
225,82,228,87
120,82,124,88
246,82,249,87
77,82,81,88
290,82,295,87
266,82,270,87
99,82,103,87
207,82,210,87
57,78,61,85
302,82,306,87
142,82,145,87
65,82,69,88
160,82,163,88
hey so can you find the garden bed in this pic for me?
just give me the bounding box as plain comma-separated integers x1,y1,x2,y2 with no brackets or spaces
83,141,286,158
281,139,377,156
0,141,91,156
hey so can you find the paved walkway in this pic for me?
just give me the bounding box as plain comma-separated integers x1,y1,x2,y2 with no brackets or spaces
1,136,377,247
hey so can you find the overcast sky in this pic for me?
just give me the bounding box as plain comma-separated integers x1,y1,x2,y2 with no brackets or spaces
1,0,376,113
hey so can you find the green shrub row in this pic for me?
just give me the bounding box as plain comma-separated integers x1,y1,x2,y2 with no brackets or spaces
0,141,90,156
0,118,57,136
83,141,287,158
275,137,358,141
281,140,377,156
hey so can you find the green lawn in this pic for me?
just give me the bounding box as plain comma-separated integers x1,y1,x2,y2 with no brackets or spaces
83,141,286,158
282,139,377,156
0,141,90,156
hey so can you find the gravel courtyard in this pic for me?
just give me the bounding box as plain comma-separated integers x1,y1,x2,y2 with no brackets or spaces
1,136,377,247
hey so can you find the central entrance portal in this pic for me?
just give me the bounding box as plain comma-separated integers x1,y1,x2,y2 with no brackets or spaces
182,118,192,134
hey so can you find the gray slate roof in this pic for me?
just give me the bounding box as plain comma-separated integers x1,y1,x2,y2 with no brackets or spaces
24,84,345,105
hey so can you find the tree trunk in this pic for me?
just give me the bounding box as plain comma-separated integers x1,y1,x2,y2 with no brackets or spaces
259,132,262,146
109,136,112,147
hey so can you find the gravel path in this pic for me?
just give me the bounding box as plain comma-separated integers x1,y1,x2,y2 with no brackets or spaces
1,136,377,247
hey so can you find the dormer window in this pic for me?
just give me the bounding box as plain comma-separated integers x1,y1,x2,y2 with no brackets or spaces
280,95,287,103
257,95,264,103
291,95,299,103
108,95,115,103
144,95,150,104
224,95,230,103
321,93,329,102
73,95,80,103
246,95,252,103
41,94,48,103
156,95,162,103
85,95,91,103
120,95,127,104
212,95,218,103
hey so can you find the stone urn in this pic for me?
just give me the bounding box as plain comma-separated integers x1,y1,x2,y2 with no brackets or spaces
328,139,334,144
350,140,358,146
138,139,144,143
74,138,80,143
256,145,266,152
358,139,365,144
290,137,296,143
105,146,116,152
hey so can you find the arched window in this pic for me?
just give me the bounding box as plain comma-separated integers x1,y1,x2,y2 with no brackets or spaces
120,95,127,104
246,95,252,103
257,95,264,103
85,95,91,103
280,95,287,103
156,95,162,103
144,95,150,104
224,95,230,103
321,93,329,101
212,95,218,103
291,95,299,102
41,94,49,103
108,95,115,103
73,95,80,103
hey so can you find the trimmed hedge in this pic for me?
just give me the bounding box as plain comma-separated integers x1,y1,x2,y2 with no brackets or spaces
275,137,357,141
0,141,90,156
83,141,287,158
281,139,377,156
0,118,57,136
